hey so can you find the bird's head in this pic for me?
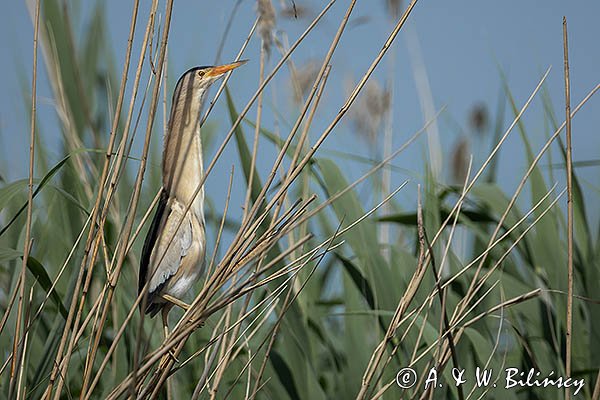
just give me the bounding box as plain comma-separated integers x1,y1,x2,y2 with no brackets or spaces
173,60,248,102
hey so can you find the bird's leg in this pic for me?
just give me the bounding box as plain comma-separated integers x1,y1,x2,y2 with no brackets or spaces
160,307,180,364
161,309,174,400
161,294,190,311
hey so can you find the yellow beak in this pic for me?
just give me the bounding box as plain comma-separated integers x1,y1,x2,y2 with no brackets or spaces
205,60,248,78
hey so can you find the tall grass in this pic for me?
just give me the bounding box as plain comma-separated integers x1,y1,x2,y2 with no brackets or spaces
1,1,599,399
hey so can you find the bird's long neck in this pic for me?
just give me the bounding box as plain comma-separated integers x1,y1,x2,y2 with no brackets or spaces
163,85,207,222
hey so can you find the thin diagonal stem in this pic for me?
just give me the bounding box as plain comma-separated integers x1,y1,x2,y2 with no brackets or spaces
9,1,40,398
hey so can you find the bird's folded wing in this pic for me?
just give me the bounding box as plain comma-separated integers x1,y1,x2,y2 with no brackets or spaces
148,198,193,294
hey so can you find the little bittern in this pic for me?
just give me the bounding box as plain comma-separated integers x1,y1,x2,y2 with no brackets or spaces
139,60,247,329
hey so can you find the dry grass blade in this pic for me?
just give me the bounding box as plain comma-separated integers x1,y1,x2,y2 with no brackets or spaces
9,1,40,398
562,17,574,400
592,373,600,400
202,17,258,126
356,183,426,400
207,166,235,278
243,22,267,221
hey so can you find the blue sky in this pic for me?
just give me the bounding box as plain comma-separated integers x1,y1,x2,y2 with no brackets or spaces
1,1,599,223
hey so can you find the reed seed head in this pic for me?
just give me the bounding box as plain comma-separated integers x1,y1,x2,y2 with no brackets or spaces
257,0,276,54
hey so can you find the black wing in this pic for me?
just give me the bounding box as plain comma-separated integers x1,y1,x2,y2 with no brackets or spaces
139,188,169,314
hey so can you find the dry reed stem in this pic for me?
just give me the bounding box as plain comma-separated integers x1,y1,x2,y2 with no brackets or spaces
197,294,281,398
202,18,259,127
102,0,160,282
207,166,235,281
145,261,299,399
370,289,541,400
425,67,550,260
128,9,254,290
183,268,295,370
191,313,228,399
208,29,268,398
409,183,561,356
412,288,541,378
41,18,96,200
247,271,297,399
244,42,266,222
562,16,574,400
592,372,600,400
279,64,332,211
176,4,427,389
25,0,591,397
9,1,40,398
16,287,34,400
438,158,474,272
353,73,544,346
387,159,473,399
145,200,315,394
126,5,167,395
0,275,21,344
418,193,465,400
464,307,510,400
148,186,311,393
400,181,558,336
356,188,428,399
438,180,557,365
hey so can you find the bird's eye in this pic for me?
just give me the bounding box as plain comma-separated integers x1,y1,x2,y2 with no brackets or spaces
197,70,205,77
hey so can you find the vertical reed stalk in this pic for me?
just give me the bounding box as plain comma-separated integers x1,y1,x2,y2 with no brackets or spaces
9,1,40,398
562,15,573,400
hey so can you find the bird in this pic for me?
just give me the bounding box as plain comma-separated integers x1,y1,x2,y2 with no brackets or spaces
139,60,247,334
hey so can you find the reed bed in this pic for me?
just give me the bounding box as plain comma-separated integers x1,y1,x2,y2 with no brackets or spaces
1,1,599,399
